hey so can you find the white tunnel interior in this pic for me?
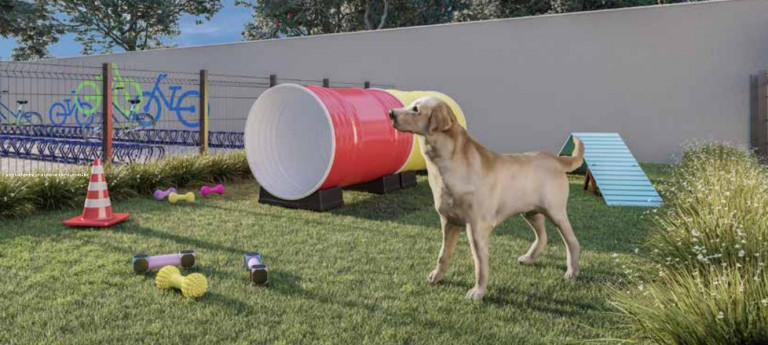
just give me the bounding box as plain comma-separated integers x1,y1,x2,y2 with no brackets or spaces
244,84,335,200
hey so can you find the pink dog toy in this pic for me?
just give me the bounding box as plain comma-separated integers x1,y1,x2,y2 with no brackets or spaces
200,184,225,197
154,187,177,200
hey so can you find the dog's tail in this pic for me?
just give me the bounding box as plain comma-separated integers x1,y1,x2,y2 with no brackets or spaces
557,137,584,173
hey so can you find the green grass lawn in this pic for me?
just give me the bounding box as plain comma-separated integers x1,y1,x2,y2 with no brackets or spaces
0,166,666,345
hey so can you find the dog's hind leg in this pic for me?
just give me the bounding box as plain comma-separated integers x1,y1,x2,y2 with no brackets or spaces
428,216,462,284
518,212,547,266
547,211,580,280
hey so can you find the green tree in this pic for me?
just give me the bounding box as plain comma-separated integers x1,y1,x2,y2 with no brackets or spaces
2,0,224,59
50,0,224,54
456,0,708,21
236,0,469,40
240,0,712,40
0,0,63,60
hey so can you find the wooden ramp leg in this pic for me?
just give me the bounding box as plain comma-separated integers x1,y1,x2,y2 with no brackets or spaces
583,169,601,196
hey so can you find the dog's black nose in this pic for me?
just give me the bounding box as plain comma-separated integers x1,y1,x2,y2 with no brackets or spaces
389,109,395,119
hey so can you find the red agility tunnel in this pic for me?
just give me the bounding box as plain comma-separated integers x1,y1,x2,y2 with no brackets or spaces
245,84,412,200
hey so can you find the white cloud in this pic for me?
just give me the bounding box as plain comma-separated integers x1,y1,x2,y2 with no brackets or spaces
181,24,222,35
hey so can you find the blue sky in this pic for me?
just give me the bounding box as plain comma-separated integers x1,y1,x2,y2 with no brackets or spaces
0,0,253,60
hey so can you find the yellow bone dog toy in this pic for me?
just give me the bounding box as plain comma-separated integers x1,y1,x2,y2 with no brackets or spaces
155,266,208,298
168,192,195,204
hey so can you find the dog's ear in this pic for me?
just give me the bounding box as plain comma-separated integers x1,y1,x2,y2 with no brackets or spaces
428,102,456,133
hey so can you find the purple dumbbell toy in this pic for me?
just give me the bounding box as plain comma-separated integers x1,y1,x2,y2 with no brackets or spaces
244,252,268,285
201,184,225,197
132,250,196,274
154,187,177,200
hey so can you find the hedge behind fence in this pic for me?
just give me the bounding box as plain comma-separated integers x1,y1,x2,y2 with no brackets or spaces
0,152,252,219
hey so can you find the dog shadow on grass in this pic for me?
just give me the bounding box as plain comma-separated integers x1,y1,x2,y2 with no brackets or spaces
438,279,607,317
487,286,609,317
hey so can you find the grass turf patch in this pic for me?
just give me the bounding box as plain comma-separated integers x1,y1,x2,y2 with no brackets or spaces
0,169,662,345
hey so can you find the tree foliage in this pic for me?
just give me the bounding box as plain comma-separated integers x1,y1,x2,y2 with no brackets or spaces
456,0,701,20
1,0,223,60
235,0,470,40
238,0,709,40
51,0,223,54
0,0,63,60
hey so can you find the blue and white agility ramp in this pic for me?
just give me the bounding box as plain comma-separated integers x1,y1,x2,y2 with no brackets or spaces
559,132,662,207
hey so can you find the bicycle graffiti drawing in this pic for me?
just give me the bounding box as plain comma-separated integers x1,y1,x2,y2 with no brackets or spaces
0,90,43,126
48,90,96,127
142,73,201,128
82,89,156,142
73,64,144,117
53,65,208,129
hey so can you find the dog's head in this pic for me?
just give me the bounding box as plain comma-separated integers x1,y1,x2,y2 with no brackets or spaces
389,96,456,136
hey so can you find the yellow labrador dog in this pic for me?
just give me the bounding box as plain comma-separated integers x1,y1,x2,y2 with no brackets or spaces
389,97,584,301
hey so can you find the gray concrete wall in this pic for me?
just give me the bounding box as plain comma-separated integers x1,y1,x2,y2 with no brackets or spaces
55,0,768,162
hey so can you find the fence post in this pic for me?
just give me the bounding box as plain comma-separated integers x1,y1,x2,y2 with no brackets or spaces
750,74,759,152
269,74,277,87
760,71,768,157
753,71,768,158
199,69,209,154
102,63,113,163
364,81,370,89
322,78,330,88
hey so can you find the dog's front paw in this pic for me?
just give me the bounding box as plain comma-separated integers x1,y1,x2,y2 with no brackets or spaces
427,269,444,284
517,254,536,266
465,287,485,302
564,268,579,280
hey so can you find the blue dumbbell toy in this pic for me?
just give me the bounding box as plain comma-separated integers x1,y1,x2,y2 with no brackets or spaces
244,252,269,285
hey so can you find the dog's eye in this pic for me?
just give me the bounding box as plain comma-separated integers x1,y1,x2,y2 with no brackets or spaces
412,106,418,112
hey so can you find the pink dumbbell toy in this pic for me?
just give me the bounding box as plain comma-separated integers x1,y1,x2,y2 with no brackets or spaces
132,250,196,274
200,184,225,197
154,187,177,200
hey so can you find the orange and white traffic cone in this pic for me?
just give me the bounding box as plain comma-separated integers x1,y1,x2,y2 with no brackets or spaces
63,159,130,227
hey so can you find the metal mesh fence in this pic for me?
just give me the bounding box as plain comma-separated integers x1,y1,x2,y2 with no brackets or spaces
207,72,269,156
111,65,206,159
0,61,102,175
0,60,394,176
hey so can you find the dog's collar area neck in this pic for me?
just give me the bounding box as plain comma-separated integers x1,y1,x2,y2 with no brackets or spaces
424,134,460,164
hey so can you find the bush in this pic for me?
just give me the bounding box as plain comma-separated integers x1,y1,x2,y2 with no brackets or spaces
0,175,33,219
26,171,89,211
198,151,252,183
613,143,768,345
108,161,163,197
613,267,768,345
650,143,768,272
158,155,206,188
0,151,252,219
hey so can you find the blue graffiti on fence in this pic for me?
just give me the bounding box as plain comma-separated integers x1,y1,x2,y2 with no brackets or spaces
143,73,203,129
48,90,96,127
49,71,209,129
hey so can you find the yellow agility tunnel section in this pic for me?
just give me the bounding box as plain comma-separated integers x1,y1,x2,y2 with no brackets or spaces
384,90,468,171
